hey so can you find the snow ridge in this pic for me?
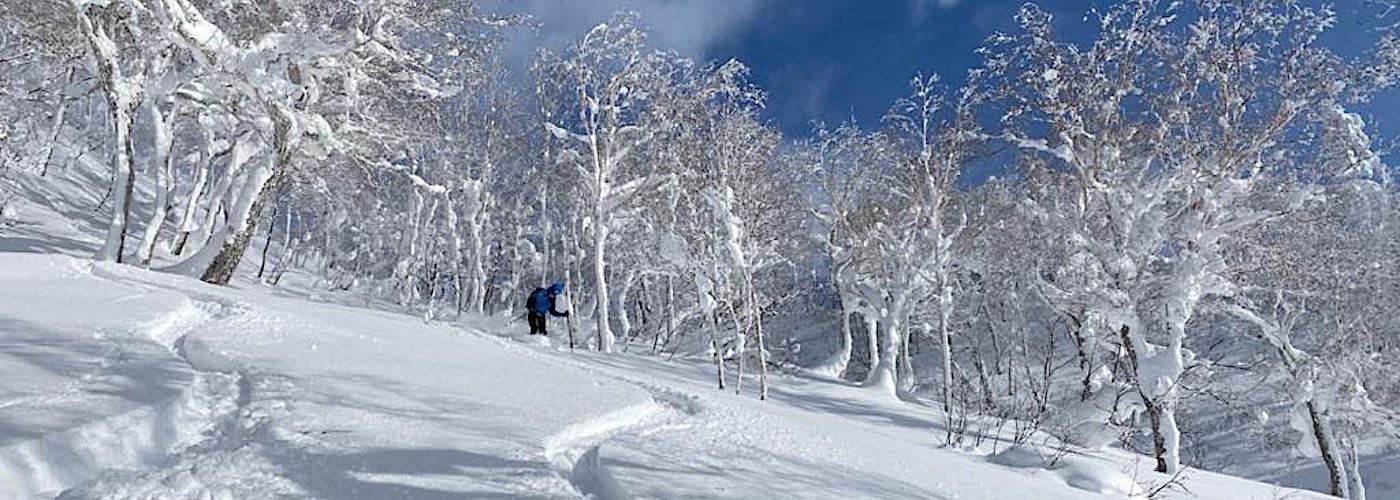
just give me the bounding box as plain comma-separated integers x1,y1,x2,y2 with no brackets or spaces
544,401,663,500
0,289,242,498
53,269,298,499
470,325,713,499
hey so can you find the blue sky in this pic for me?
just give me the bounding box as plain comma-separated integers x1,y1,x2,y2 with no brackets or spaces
489,0,1396,151
702,0,1069,135
706,1,1395,137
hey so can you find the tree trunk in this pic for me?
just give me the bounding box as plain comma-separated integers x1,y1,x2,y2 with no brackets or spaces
864,314,878,376
565,264,578,351
187,131,254,257
257,202,278,279
138,102,176,266
1347,438,1365,500
1307,400,1349,498
268,209,292,284
465,182,487,314
753,284,768,401
201,166,279,284
397,190,426,306
697,273,724,387
1157,309,1188,474
822,268,854,377
1067,311,1094,401
200,107,292,285
173,125,213,255
939,312,955,442
835,308,853,377
710,307,725,390
441,192,462,315
80,8,139,263
592,201,614,352
616,269,635,346
503,224,524,315
728,299,745,395
1118,322,1174,474
655,275,674,355
898,324,915,392
864,309,903,399
540,189,550,288
973,352,995,411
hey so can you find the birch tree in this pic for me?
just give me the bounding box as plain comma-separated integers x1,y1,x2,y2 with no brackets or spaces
839,132,924,398
806,124,881,379
540,13,677,352
984,0,1393,473
1219,182,1399,498
69,0,149,262
690,61,795,399
885,72,978,428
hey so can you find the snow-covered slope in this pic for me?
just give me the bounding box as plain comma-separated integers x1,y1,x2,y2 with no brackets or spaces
0,256,223,496
1,253,658,498
0,252,1333,499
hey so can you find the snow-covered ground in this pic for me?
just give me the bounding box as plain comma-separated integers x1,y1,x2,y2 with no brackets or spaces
0,250,1337,499
6,0,1398,496
0,151,1360,498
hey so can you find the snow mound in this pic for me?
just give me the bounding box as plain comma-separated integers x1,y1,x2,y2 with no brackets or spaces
988,446,1145,496
0,254,243,497
56,442,300,500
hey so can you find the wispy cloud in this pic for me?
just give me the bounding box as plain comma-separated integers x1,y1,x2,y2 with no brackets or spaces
769,63,838,131
909,0,963,23
487,0,763,70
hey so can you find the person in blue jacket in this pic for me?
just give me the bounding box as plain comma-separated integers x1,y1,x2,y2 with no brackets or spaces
525,282,569,335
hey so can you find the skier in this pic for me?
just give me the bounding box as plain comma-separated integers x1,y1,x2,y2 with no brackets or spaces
525,282,569,335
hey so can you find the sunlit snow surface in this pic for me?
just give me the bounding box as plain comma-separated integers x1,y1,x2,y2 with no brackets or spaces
0,251,1346,499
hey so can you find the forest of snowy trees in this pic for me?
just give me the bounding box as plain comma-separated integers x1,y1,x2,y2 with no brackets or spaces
2,0,1398,497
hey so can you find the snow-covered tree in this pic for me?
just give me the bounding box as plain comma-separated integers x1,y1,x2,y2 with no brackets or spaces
981,0,1394,474
539,13,681,352
685,61,796,399
806,123,882,380
884,72,978,426
1219,181,1399,498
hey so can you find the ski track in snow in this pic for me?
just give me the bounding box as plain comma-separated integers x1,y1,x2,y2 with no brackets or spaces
464,328,710,500
548,386,705,500
29,262,685,500
1,262,287,499
0,256,1343,500
544,402,663,500
53,266,311,499
0,261,257,498
6,255,716,500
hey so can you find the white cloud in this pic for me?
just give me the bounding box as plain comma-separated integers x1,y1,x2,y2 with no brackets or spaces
909,0,963,22
488,0,763,69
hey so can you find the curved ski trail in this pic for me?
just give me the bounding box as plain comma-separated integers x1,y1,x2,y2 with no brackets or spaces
0,293,241,497
468,326,709,500
43,268,269,499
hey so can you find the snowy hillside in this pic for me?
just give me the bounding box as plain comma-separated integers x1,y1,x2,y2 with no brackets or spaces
4,0,1398,498
0,252,1334,499
0,156,1349,498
